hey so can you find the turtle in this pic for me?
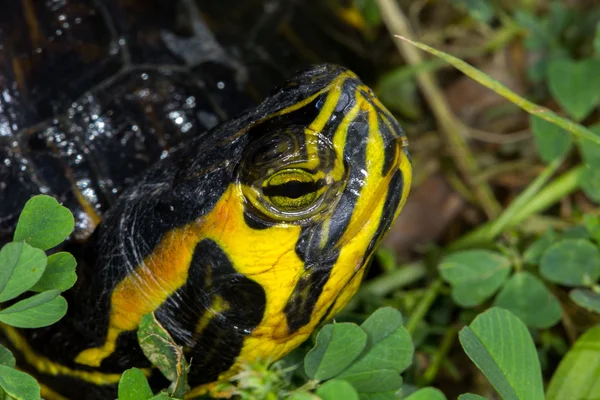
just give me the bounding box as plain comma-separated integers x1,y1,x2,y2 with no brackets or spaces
0,1,412,399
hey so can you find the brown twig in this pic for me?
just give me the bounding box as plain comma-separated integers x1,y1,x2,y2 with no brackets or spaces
375,0,502,219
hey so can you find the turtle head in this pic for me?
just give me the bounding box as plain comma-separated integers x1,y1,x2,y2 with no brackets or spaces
70,64,411,392
230,64,412,335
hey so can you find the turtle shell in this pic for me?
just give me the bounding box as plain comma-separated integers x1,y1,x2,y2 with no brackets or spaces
0,0,378,243
0,0,267,241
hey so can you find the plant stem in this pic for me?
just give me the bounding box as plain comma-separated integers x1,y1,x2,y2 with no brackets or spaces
450,165,583,250
394,35,600,146
406,280,442,334
359,262,427,297
420,326,459,385
375,0,502,219
487,157,564,239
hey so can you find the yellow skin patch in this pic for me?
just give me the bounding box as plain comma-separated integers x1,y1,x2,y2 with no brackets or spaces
1,324,134,385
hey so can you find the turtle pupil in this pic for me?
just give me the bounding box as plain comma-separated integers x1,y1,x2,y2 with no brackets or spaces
264,179,324,199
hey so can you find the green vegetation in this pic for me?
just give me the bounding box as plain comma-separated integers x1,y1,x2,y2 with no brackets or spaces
3,1,600,399
0,195,77,399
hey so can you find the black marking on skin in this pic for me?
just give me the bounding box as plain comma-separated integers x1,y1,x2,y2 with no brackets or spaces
378,113,398,177
283,260,336,333
315,109,369,251
285,110,369,332
365,170,404,258
243,209,274,230
317,79,355,172
155,239,266,386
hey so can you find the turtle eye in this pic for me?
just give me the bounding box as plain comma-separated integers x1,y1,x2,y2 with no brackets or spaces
262,169,326,212
240,127,346,222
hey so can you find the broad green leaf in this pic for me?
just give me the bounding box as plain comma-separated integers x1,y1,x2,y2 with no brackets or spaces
316,380,359,400
569,288,600,314
540,239,600,286
546,325,600,400
458,395,487,400
148,394,173,400
118,368,154,400
581,165,600,203
578,124,600,169
561,225,590,240
357,0,382,28
376,70,422,120
439,250,511,307
137,313,189,397
595,22,600,55
0,365,41,400
339,369,402,393
547,58,600,121
584,214,600,244
359,392,398,400
0,242,23,293
360,307,403,344
0,346,15,368
493,272,562,329
0,291,67,328
13,195,75,251
523,229,557,265
531,115,572,163
458,308,544,400
304,323,367,380
0,242,47,302
30,252,77,292
451,0,494,23
338,308,413,378
405,387,447,400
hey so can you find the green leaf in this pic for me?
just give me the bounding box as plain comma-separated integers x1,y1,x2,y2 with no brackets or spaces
578,124,600,168
439,250,511,307
493,272,562,329
451,0,494,23
316,380,359,400
540,239,600,286
594,21,600,55
13,195,75,251
458,308,544,400
523,229,557,265
376,70,422,120
0,242,47,302
531,115,572,163
546,325,600,400
304,323,367,380
458,395,488,400
0,346,15,368
561,225,591,240
30,252,77,292
569,288,600,314
118,368,154,400
0,290,67,328
580,165,600,203
0,365,41,400
584,214,600,244
337,308,413,379
405,387,447,400
547,58,600,121
339,369,402,393
148,394,174,400
137,313,189,397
